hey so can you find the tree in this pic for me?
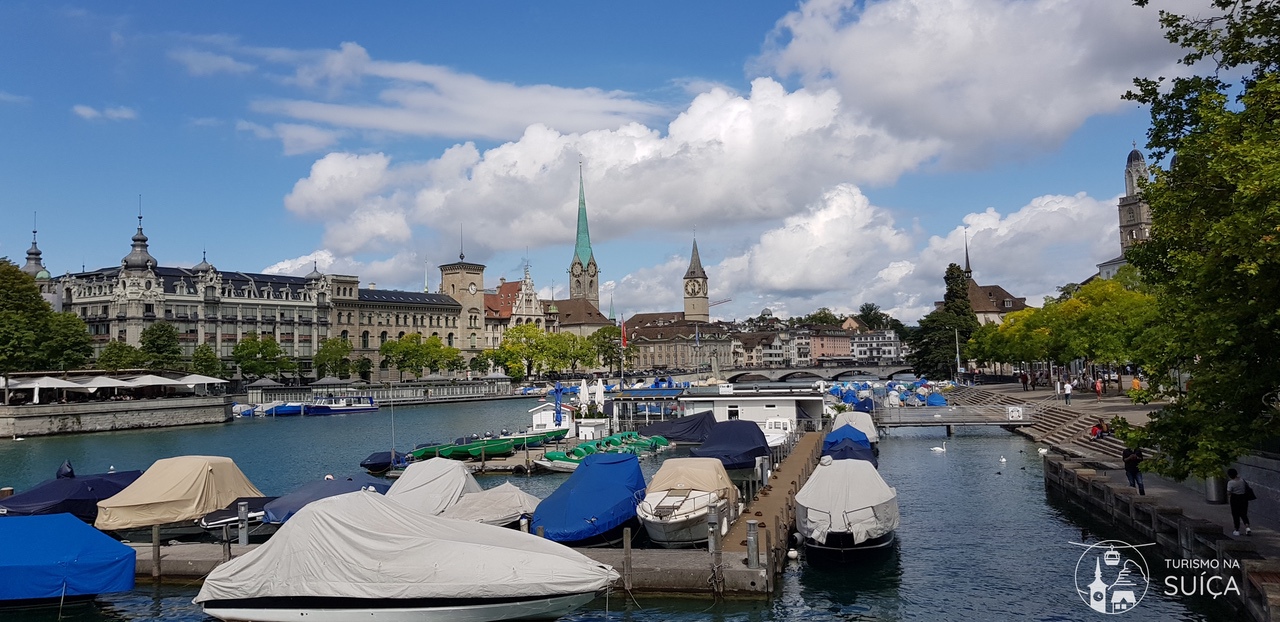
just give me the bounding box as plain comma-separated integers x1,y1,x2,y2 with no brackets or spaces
588,325,632,377
43,313,93,373
97,340,144,372
797,307,844,327
191,343,226,378
232,332,290,379
0,261,50,402
907,264,981,379
139,322,183,370
498,324,547,379
354,356,373,382
312,337,352,379
1112,0,1280,478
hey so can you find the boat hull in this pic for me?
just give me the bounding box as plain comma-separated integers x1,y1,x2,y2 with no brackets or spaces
803,531,896,566
532,459,579,473
202,591,597,622
304,405,379,415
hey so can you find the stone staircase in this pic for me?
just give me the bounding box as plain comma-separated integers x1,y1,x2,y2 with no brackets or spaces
948,386,1132,467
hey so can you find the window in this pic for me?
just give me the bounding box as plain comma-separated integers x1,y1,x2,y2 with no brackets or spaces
1004,299,1013,308
727,405,740,420
361,331,370,349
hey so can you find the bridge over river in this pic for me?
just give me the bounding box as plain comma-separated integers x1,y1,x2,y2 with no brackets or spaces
705,365,915,383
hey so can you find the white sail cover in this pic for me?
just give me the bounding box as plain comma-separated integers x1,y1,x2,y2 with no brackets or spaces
95,456,263,530
441,482,541,526
647,458,739,508
194,491,618,603
795,456,898,544
384,458,482,515
830,411,879,443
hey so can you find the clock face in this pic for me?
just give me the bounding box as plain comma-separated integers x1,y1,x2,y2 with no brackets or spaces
468,283,477,295
685,280,700,296
571,263,583,277
587,264,597,277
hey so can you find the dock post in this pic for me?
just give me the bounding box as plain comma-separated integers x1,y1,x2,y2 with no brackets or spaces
622,527,633,591
237,501,249,546
0,487,12,499
151,525,161,578
222,525,231,561
763,527,774,592
747,520,760,569
480,446,486,473
520,517,529,533
946,425,954,437
707,505,719,552
708,505,723,594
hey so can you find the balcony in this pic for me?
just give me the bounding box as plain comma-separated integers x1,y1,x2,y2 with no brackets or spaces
242,315,257,322
221,314,237,321
178,334,198,342
222,335,238,342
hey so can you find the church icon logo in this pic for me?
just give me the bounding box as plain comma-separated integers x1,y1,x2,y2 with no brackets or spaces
1073,539,1151,614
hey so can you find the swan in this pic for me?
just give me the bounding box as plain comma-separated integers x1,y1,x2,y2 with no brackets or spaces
1037,447,1050,455
930,442,947,453
999,456,1007,463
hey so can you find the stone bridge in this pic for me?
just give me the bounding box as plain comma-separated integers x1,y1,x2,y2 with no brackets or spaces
709,365,915,383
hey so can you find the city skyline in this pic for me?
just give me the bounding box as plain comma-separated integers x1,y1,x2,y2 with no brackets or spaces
0,1,1188,323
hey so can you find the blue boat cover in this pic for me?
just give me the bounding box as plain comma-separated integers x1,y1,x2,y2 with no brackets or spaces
0,470,142,523
0,514,134,601
822,438,879,466
531,453,645,543
264,475,390,524
359,450,407,471
689,420,770,470
824,424,872,450
926,392,948,406
638,410,717,443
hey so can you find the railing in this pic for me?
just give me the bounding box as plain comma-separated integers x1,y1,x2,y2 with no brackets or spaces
874,404,1035,427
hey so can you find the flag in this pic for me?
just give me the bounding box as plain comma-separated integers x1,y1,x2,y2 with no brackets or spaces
553,381,563,426
620,320,627,348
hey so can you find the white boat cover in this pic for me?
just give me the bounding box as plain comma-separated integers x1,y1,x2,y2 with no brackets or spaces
440,482,541,526
384,458,482,515
795,456,898,544
647,458,739,508
830,411,879,443
95,456,264,530
194,490,618,603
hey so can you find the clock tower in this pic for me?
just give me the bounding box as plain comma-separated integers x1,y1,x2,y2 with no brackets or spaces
683,239,709,323
439,250,485,354
568,167,600,306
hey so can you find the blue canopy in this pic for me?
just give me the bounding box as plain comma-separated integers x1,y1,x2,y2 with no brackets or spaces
264,475,390,524
689,419,770,470
823,424,872,450
638,410,717,443
531,453,644,544
822,438,879,466
0,470,142,523
852,397,875,413
0,514,134,601
926,392,948,406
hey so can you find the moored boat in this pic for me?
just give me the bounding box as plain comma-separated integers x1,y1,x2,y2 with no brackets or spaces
195,491,617,622
531,453,645,548
95,455,264,539
304,394,378,415
360,450,408,475
440,482,541,528
264,474,390,525
0,462,141,523
795,456,899,566
384,458,482,515
1,514,134,608
637,458,737,548
689,419,770,475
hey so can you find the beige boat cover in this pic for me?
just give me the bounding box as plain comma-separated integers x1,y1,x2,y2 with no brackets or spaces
95,456,263,530
194,490,618,603
440,482,541,526
384,458,483,515
796,456,898,544
831,411,879,443
646,458,739,508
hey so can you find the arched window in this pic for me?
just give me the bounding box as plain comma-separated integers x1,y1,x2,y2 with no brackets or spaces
1127,207,1135,223
398,331,406,339
341,330,349,342
379,331,388,346
469,333,476,348
360,331,369,349
447,333,454,347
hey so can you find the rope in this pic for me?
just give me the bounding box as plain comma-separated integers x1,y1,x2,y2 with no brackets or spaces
57,580,66,621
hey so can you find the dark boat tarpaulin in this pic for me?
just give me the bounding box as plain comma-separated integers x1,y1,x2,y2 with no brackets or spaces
689,419,770,470
638,410,717,443
822,438,879,466
926,392,948,406
0,470,142,523
264,475,390,524
824,424,872,450
0,513,134,601
531,453,645,543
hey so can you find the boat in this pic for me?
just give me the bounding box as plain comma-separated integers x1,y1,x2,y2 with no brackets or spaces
195,491,618,622
0,462,141,523
384,458,482,515
822,424,877,466
264,474,390,524
440,482,542,528
95,455,264,538
761,417,795,448
531,453,645,548
689,419,771,472
636,458,738,548
830,411,880,445
199,496,280,541
360,450,408,475
408,441,452,460
637,410,717,443
304,394,378,415
1,514,134,608
259,401,304,416
438,437,514,460
795,456,899,565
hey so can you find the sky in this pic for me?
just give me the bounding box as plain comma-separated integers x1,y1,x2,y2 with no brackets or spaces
0,1,1200,323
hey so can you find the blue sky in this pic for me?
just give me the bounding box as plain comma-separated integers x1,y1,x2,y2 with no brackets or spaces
0,1,1193,322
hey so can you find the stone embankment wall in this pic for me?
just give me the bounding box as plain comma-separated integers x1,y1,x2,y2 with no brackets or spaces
0,396,232,437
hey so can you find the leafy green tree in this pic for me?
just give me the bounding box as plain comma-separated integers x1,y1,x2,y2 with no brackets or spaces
0,261,49,402
587,325,635,378
97,340,145,372
232,332,290,379
469,350,493,374
1112,0,1280,478
139,322,183,370
908,264,981,379
797,307,845,327
354,356,373,382
312,337,352,379
498,323,547,379
43,312,93,372
191,343,227,378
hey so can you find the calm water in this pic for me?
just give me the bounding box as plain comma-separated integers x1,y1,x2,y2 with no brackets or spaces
0,401,1238,621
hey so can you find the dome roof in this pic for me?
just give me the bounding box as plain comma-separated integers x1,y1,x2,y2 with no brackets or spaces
192,251,214,273
1127,148,1146,166
121,219,157,271
305,262,324,281
35,268,51,280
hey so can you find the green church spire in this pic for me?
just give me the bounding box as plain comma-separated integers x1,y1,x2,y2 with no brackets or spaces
574,164,593,266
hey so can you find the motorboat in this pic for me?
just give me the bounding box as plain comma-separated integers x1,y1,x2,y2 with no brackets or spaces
761,417,795,448
304,394,378,415
195,491,617,622
638,410,717,443
440,482,541,529
258,401,304,416
0,462,141,523
532,453,645,548
264,474,390,524
636,458,738,548
199,496,280,541
438,438,515,460
830,411,879,445
689,419,770,473
95,455,264,538
384,458,482,515
1,514,134,608
360,450,408,475
795,456,899,566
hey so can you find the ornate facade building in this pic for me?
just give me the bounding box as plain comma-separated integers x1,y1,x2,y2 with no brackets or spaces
625,240,732,373
20,228,59,311
483,265,560,348
1097,147,1154,279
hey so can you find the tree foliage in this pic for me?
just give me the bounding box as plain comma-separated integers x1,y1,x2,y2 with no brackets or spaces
312,337,352,379
97,340,144,372
232,332,291,379
1113,0,1280,478
908,264,981,379
0,260,93,402
139,322,183,370
190,343,227,378
497,323,547,379
43,312,94,372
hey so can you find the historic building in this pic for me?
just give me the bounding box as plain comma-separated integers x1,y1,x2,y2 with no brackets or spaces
625,240,732,373
551,170,612,337
683,240,709,323
806,325,853,363
483,264,560,348
20,227,59,311
935,240,1030,325
851,329,909,365
1097,147,1153,279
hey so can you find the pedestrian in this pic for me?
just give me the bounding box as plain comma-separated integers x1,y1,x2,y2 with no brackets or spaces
1226,468,1253,536
1131,376,1141,392
1021,372,1029,391
1122,447,1145,495
1063,381,1072,405
1094,378,1103,402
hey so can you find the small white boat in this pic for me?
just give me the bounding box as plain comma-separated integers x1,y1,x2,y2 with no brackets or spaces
636,458,738,548
533,458,580,473
796,456,899,566
761,417,794,448
304,394,378,415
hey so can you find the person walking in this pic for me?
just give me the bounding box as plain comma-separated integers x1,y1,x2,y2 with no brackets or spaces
1063,380,1072,406
1122,447,1145,495
1094,378,1103,402
1227,468,1253,536
1021,372,1029,391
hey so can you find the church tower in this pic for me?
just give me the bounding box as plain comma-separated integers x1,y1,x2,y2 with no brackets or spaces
1119,147,1153,252
683,239,709,323
568,167,599,306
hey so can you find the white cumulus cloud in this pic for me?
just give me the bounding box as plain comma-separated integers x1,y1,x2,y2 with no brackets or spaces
169,48,256,76
73,104,138,121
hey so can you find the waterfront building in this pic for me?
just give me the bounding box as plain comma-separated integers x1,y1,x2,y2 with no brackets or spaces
935,240,1030,325
331,274,463,380
1097,147,1153,279
851,329,909,365
483,264,560,348
806,325,853,364
731,332,784,368
624,240,732,373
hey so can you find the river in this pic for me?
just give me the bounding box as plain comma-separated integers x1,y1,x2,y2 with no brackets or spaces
0,399,1239,621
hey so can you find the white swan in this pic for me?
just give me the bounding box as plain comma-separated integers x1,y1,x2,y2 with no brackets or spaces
930,441,947,453
999,456,1007,463
1037,447,1050,455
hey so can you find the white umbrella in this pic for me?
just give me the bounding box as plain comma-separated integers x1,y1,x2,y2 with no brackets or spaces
176,373,229,385
125,374,188,387
593,379,605,406
580,379,590,405
74,376,135,389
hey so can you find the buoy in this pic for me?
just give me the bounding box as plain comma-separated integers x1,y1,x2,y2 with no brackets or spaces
787,549,799,560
